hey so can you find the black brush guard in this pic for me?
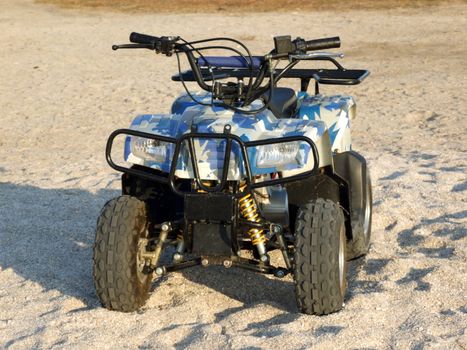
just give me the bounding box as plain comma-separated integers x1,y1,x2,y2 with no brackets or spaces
106,128,320,196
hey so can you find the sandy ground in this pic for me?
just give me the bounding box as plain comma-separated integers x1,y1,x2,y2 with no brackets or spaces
0,0,466,349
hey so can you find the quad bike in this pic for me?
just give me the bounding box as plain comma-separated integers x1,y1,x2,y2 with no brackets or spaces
93,32,372,315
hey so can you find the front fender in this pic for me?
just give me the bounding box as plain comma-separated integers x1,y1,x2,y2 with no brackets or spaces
125,97,334,180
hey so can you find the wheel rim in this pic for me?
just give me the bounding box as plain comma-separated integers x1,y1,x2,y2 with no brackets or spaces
338,224,346,296
136,234,149,284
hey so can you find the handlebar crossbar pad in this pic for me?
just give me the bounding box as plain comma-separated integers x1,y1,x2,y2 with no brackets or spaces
305,37,341,51
197,56,263,69
129,32,160,44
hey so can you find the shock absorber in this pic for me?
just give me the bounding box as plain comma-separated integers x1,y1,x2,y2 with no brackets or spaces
239,183,269,262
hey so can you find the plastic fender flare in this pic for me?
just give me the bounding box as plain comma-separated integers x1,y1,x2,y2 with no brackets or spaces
332,151,368,239
286,151,367,240
286,170,342,206
285,167,350,239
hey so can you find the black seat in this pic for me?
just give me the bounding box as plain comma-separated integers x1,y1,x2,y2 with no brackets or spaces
264,87,298,119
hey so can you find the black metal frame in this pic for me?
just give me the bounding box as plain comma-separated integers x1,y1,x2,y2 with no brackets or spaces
106,128,319,196
153,256,289,278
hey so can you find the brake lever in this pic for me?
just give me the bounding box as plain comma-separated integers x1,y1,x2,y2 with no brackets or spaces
112,43,155,51
289,52,344,60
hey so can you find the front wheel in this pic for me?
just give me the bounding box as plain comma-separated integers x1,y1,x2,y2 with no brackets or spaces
293,198,347,315
93,195,152,312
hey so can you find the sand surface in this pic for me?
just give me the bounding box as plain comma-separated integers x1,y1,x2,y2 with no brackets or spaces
0,1,466,349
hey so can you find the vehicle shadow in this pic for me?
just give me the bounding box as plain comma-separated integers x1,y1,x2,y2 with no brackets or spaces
346,257,389,301
178,253,375,314
178,263,298,314
0,182,120,308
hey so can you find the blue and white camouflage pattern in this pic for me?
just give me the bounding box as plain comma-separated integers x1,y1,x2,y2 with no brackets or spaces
297,92,355,153
124,91,355,180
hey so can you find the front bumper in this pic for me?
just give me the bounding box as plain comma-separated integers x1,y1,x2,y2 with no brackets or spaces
106,128,319,196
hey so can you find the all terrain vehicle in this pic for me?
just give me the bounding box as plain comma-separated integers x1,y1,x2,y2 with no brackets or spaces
93,32,372,315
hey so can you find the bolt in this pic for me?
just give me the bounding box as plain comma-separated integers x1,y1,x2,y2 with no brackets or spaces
161,223,170,232
275,269,285,278
201,258,209,266
260,254,270,264
173,252,183,262
223,260,232,268
272,224,282,234
155,267,165,276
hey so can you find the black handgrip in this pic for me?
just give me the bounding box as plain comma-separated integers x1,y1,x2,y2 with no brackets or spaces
304,36,341,51
129,32,160,44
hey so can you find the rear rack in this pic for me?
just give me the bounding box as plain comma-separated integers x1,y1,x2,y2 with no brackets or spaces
106,128,319,196
173,67,369,86
172,55,369,91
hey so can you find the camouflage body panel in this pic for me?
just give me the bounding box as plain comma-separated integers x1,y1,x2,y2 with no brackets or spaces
124,91,354,180
297,93,355,153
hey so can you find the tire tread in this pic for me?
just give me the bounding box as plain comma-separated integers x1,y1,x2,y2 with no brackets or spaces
93,195,151,312
294,198,346,315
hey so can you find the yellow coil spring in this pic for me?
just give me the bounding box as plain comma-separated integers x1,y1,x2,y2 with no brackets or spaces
239,184,267,246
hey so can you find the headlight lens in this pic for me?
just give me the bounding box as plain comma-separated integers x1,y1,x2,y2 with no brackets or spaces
131,137,171,163
256,141,307,169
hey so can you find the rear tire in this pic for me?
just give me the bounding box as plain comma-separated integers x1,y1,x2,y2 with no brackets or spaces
93,195,152,312
293,198,347,315
347,169,372,260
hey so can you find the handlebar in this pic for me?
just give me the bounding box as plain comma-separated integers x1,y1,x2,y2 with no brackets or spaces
304,37,341,51
270,35,341,59
130,32,160,44
113,32,345,109
124,33,341,61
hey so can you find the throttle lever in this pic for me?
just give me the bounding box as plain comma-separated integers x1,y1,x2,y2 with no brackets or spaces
112,43,155,50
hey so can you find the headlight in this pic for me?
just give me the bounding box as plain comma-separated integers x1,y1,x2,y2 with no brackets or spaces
256,141,307,169
131,137,172,163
